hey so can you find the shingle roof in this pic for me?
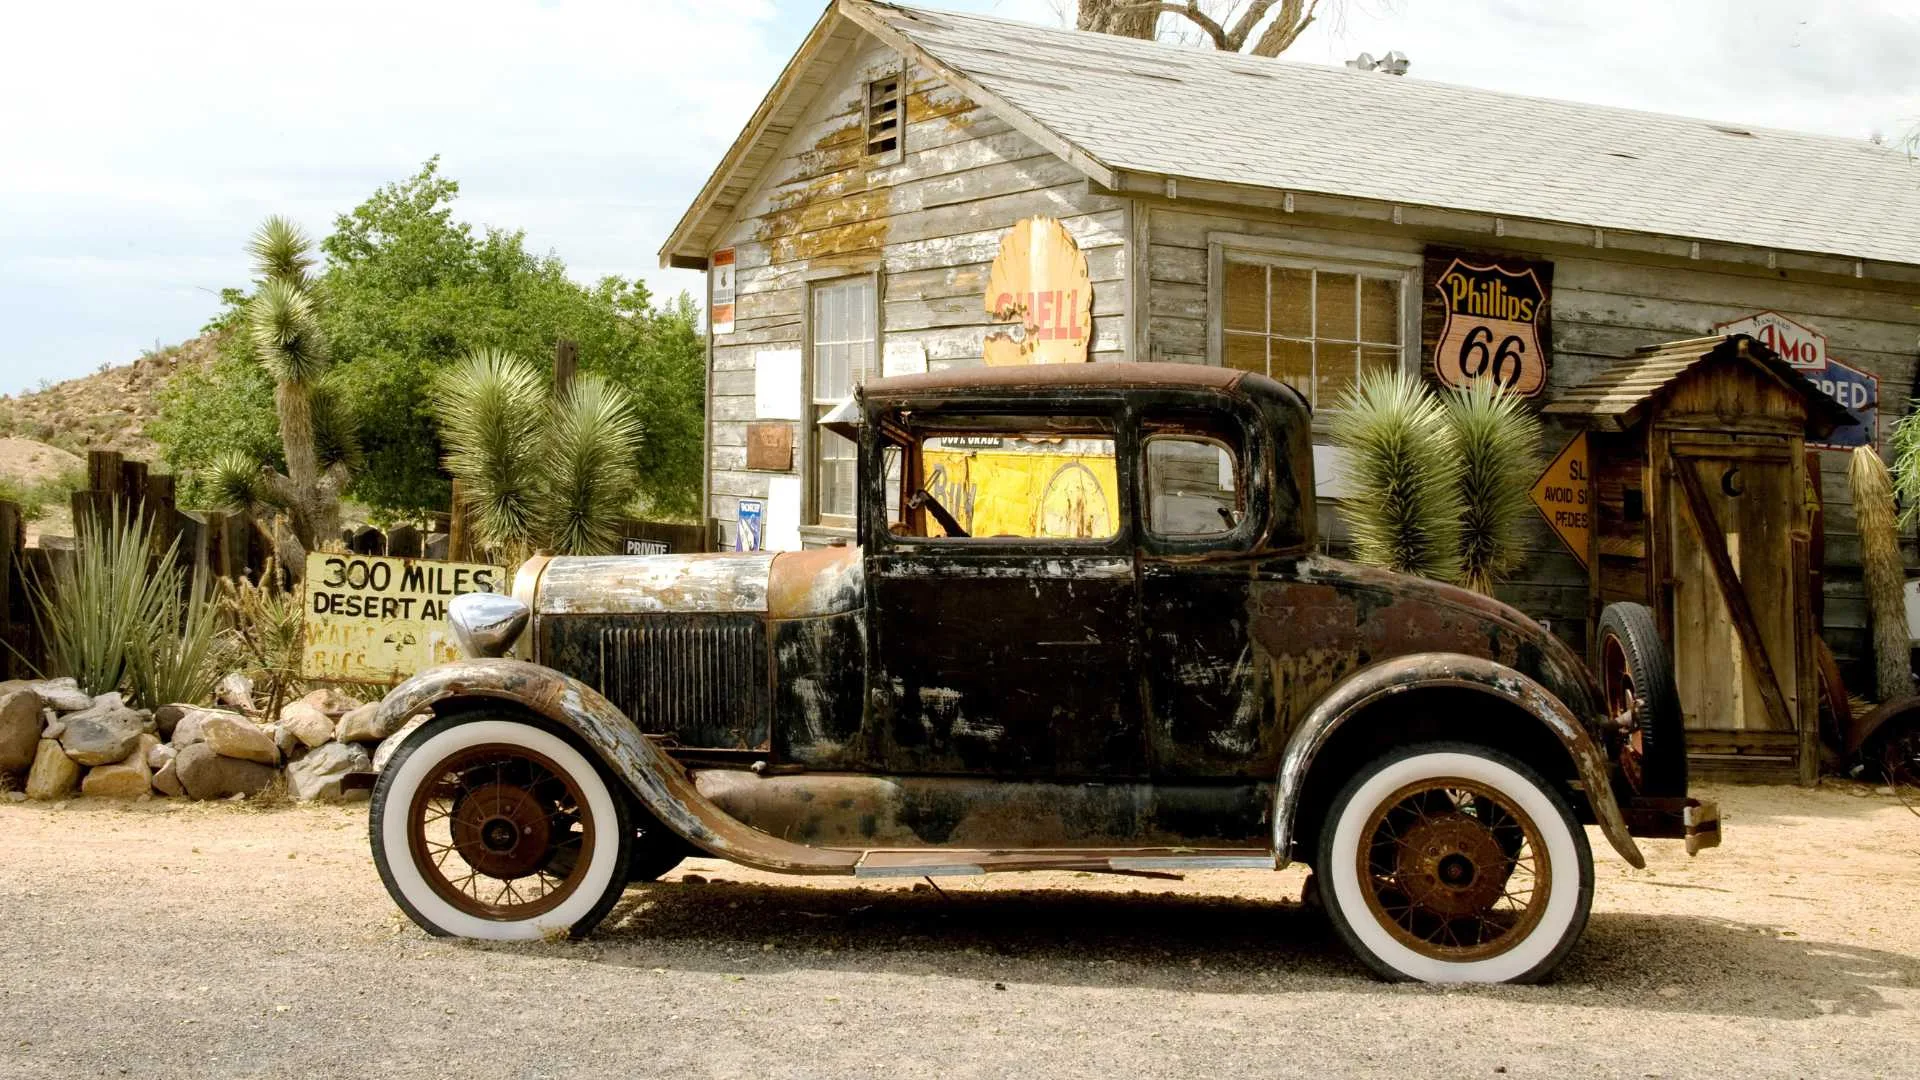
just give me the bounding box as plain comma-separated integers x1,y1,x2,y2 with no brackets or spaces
1541,334,1853,434
855,2,1920,268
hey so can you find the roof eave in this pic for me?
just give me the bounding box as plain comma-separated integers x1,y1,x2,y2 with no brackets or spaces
1099,169,1920,282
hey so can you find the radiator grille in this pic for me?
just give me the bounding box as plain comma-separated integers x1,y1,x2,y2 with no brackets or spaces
596,616,767,749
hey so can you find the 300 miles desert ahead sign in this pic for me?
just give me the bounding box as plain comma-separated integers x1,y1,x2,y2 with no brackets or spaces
302,552,507,684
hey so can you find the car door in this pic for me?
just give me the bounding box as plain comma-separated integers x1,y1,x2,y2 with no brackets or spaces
865,412,1146,779
1134,409,1275,779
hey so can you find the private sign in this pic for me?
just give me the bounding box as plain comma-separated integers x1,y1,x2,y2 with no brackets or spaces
1530,433,1591,570
301,552,507,683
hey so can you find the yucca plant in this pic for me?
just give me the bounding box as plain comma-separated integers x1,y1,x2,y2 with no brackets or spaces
431,349,645,558
431,349,547,555
540,377,647,555
1888,403,1920,528
1330,369,1464,581
127,568,224,711
23,506,183,696
218,558,306,721
1445,380,1544,594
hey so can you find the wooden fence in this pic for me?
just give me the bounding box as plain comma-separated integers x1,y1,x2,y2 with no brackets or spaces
0,450,707,680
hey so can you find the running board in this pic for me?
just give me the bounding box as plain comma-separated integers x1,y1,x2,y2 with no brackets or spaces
849,848,1276,878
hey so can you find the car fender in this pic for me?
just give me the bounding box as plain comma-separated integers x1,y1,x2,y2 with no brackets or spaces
372,658,859,875
1270,652,1646,870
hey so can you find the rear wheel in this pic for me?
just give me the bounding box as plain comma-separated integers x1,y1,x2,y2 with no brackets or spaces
1317,742,1593,983
371,713,632,940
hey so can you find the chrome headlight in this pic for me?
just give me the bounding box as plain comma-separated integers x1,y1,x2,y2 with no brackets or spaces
448,592,529,659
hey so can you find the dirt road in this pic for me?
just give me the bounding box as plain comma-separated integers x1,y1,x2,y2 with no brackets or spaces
0,782,1915,1079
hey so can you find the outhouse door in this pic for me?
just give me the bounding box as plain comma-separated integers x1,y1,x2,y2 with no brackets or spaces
1664,433,1806,750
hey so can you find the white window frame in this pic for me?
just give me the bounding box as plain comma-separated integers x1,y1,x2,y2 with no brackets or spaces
803,273,879,529
1205,234,1422,425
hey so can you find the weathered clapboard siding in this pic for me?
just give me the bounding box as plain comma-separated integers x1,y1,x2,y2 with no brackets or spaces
701,32,1127,548
1142,199,1920,668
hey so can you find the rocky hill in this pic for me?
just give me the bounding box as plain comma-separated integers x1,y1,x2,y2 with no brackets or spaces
0,331,226,465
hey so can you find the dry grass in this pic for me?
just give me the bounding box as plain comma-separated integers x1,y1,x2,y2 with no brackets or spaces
0,332,225,462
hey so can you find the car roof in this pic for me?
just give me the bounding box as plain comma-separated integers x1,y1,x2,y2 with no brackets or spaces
864,361,1269,400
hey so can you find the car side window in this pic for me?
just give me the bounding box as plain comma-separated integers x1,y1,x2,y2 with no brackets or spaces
1143,434,1242,537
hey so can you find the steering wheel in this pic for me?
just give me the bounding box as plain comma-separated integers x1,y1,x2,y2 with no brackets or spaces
907,489,969,537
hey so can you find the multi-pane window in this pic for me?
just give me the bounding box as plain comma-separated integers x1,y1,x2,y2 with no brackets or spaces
811,278,876,521
1220,256,1405,411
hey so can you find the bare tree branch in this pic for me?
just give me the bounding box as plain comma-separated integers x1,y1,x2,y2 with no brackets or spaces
1222,0,1280,50
1076,1,1333,58
1249,0,1320,56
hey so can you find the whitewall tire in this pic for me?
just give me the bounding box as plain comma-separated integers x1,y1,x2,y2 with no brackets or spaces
1317,742,1593,984
370,713,633,940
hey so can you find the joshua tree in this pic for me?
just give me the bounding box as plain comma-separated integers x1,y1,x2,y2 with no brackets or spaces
1446,380,1543,594
209,217,357,572
430,348,645,560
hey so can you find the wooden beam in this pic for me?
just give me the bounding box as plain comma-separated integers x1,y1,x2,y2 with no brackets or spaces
1669,451,1798,736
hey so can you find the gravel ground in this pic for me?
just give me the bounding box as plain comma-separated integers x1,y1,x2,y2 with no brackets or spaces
0,782,1915,1079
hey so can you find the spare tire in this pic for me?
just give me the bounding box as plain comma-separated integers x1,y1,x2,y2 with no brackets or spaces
1597,602,1687,797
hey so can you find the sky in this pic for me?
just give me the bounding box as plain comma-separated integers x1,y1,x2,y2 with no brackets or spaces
3,0,1917,395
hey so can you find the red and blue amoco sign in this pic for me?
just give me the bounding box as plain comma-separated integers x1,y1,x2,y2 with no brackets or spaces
1714,311,1876,449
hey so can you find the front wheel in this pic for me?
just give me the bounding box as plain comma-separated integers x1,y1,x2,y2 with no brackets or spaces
370,713,633,940
1317,742,1593,983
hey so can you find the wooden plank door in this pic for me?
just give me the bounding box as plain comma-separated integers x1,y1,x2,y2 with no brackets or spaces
1667,441,1801,735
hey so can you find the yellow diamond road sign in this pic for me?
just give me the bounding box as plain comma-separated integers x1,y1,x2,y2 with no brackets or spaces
1530,433,1590,569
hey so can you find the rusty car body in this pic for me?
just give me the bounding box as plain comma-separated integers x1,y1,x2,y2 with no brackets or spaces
368,362,1719,982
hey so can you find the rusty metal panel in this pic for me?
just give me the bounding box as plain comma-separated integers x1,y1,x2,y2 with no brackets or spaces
541,614,770,750
771,610,866,768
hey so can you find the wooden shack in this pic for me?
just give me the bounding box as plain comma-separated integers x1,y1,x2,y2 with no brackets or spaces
1543,335,1854,781
661,0,1920,695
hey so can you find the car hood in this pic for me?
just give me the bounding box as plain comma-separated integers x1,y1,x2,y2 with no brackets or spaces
529,547,863,620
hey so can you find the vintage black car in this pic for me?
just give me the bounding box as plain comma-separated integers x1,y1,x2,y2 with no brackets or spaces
366,362,1718,983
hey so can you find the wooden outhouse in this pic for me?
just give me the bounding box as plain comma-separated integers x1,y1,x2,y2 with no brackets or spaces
1543,334,1854,781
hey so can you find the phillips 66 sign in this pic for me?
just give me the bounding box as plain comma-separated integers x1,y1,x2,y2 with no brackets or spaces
1425,248,1554,398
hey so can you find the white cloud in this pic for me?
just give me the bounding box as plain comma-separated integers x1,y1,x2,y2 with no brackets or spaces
2,0,1914,394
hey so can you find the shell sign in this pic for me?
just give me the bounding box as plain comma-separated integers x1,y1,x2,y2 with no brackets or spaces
983,216,1093,365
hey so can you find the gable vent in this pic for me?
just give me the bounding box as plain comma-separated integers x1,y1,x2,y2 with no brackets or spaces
865,75,903,160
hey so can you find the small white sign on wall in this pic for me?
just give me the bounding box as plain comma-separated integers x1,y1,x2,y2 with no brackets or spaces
764,475,803,552
754,349,803,420
883,339,928,378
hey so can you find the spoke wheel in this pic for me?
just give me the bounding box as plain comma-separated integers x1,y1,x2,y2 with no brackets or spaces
410,746,593,921
1318,742,1593,984
1600,635,1648,792
371,713,633,941
1356,779,1550,963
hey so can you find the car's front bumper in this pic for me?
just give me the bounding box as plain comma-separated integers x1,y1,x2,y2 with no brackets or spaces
1620,796,1721,855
